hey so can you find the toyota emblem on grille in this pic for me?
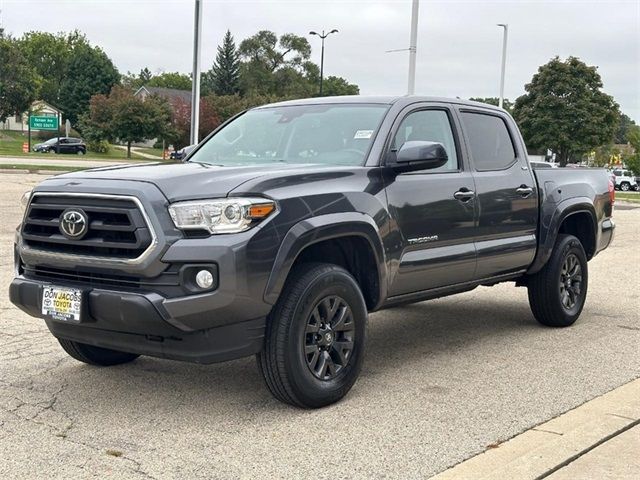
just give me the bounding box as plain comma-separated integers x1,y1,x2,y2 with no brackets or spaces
59,209,88,239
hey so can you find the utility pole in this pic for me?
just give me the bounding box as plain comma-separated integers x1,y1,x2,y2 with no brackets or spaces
190,0,203,145
309,29,338,96
407,0,420,95
497,23,509,109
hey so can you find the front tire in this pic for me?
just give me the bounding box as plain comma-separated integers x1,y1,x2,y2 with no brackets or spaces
620,182,630,191
257,263,367,408
58,338,139,366
527,234,588,327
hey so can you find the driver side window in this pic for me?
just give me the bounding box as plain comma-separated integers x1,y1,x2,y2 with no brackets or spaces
394,109,459,172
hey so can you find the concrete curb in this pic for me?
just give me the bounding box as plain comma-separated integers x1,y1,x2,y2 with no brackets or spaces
35,170,71,175
430,378,640,480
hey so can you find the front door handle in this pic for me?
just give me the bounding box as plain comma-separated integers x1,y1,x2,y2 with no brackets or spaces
454,189,475,202
516,185,534,198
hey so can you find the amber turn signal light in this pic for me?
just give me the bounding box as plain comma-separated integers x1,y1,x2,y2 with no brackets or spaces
248,203,275,219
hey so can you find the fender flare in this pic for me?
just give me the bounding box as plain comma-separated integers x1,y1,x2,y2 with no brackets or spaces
527,197,597,274
263,212,387,308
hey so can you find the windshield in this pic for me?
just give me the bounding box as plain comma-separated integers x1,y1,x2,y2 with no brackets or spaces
188,104,389,167
43,138,58,145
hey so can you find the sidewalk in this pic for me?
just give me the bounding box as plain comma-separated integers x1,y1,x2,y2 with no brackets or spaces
431,378,640,480
112,145,164,159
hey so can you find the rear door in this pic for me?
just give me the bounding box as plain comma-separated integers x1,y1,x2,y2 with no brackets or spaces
457,108,538,279
58,138,70,153
384,103,477,296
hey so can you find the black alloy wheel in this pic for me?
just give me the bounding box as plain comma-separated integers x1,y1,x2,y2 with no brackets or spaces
559,253,583,310
304,295,355,381
527,234,588,327
258,263,367,408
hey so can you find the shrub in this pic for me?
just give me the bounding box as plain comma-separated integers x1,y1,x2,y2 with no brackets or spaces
87,139,110,153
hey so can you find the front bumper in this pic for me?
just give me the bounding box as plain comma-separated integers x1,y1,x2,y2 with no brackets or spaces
10,180,283,364
9,276,265,364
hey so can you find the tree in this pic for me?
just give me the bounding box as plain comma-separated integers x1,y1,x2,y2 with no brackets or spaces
147,72,192,90
615,113,636,144
624,125,640,175
19,31,81,108
238,30,312,95
513,56,620,166
0,36,41,122
203,30,240,96
169,96,221,148
469,97,513,114
58,42,120,125
139,67,153,83
322,76,360,96
80,86,172,157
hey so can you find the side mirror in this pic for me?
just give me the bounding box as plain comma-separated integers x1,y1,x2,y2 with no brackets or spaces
392,141,448,172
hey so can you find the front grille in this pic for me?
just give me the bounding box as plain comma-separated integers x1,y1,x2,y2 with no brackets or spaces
22,194,153,259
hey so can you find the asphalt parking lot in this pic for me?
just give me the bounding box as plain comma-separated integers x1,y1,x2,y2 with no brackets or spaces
1,172,639,479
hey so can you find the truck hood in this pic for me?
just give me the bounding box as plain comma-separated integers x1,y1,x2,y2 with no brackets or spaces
47,161,350,202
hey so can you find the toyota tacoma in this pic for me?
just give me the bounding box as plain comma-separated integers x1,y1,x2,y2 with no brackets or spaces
10,96,615,408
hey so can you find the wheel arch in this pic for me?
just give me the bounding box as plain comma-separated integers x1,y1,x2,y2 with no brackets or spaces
263,213,387,311
528,198,597,275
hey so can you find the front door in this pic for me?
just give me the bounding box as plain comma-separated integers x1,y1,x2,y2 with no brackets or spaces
384,106,477,297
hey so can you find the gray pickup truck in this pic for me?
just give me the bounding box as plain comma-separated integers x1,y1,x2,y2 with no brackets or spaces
10,96,615,408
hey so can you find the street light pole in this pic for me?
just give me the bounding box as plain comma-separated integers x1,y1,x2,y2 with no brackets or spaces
407,0,420,95
497,23,509,109
190,0,203,145
309,29,338,96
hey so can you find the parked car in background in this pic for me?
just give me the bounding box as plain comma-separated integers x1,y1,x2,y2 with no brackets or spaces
170,144,196,160
33,137,86,155
611,169,638,191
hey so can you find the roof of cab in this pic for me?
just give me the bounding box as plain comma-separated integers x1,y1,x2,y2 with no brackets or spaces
253,95,505,113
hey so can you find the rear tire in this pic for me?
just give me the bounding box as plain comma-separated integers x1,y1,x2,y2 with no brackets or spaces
527,234,588,327
257,263,367,408
58,338,139,366
620,182,630,191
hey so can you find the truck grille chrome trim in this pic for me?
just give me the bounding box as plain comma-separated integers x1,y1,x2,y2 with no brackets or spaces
20,192,158,265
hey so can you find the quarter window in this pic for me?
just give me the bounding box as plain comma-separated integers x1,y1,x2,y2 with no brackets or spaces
461,112,516,171
393,110,459,172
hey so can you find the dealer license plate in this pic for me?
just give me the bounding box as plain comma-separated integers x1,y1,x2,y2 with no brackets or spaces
42,286,82,322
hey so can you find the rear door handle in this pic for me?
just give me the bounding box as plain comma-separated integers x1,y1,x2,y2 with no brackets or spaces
516,185,534,198
454,189,475,202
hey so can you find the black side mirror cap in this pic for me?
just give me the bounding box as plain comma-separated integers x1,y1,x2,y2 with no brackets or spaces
392,141,448,172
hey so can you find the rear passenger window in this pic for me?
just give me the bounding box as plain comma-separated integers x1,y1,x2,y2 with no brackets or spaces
461,112,516,171
393,109,459,172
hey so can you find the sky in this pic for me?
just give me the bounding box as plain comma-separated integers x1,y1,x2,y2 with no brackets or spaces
2,0,639,121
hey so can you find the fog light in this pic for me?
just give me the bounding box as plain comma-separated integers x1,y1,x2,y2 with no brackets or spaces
195,269,214,289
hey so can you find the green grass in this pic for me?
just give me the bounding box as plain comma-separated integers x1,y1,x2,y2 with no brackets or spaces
616,192,640,203
0,131,27,155
0,131,155,161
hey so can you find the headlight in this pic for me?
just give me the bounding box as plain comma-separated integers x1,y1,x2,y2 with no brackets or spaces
20,189,32,216
168,197,276,234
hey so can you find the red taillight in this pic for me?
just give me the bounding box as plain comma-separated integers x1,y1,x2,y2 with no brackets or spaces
608,178,615,206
